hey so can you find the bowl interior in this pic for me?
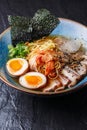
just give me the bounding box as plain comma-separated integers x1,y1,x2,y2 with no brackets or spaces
0,18,87,95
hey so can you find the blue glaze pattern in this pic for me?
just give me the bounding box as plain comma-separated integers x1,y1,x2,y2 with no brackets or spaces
0,29,11,68
0,18,87,95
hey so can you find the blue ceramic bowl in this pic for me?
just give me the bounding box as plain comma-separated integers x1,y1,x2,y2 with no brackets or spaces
0,18,87,95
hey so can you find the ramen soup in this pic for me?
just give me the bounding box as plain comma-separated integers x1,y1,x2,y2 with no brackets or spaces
6,36,87,92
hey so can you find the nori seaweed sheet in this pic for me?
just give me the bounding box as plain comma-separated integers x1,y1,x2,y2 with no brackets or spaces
8,9,60,46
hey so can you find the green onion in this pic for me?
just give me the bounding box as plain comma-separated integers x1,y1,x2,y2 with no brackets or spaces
8,42,30,59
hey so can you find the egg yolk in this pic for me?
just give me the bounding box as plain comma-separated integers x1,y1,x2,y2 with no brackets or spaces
25,75,42,86
9,60,23,72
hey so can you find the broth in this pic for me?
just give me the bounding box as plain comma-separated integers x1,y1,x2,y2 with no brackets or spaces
7,36,87,92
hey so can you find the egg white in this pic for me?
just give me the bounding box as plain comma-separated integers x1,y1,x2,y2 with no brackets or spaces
6,58,29,77
19,72,47,89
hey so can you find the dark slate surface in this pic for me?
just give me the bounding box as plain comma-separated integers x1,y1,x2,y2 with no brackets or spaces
0,0,87,130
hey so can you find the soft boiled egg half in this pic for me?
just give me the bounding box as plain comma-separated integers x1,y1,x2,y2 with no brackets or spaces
6,58,29,77
19,72,47,89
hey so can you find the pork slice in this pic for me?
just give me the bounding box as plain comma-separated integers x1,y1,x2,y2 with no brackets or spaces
58,74,70,86
55,86,65,91
82,55,87,60
42,79,61,92
62,66,80,80
81,61,87,66
62,66,80,87
75,64,87,76
81,55,87,66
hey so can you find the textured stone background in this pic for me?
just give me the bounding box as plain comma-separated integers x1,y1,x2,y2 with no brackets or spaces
0,0,87,130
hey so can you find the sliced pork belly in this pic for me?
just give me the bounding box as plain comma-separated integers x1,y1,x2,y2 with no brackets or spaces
77,54,87,75
82,55,87,60
58,74,70,86
62,66,80,80
55,86,65,91
42,79,61,92
75,64,87,76
55,74,70,91
43,74,70,92
81,55,87,66
62,66,80,87
81,61,87,66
